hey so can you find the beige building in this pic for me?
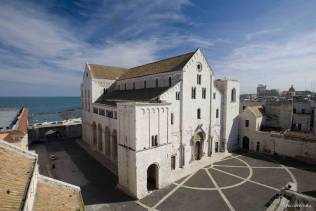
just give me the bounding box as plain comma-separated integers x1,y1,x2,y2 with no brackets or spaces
0,139,84,211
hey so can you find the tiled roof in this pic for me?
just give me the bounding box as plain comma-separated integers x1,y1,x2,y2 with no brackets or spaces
119,51,195,80
33,177,83,211
0,140,36,211
88,64,127,80
95,87,170,105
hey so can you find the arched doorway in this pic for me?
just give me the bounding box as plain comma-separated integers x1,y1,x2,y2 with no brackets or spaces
193,132,204,160
242,136,250,151
147,164,158,191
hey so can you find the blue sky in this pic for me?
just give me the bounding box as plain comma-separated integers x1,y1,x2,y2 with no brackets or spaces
1,0,316,96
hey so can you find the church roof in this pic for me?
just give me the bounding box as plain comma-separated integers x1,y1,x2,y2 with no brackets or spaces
0,140,36,211
248,106,264,118
33,177,83,211
88,64,127,80
289,85,296,92
95,87,170,106
118,51,195,80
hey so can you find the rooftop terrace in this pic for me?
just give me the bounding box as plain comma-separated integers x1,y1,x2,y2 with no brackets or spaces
0,108,20,131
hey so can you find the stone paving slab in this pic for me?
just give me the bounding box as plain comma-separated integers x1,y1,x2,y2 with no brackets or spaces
157,187,229,211
223,182,277,211
251,168,292,189
213,157,247,166
214,166,250,179
208,168,243,188
183,169,215,188
290,168,316,197
139,184,176,207
238,155,280,167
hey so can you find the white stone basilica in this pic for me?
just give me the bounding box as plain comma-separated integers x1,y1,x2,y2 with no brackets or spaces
81,48,240,198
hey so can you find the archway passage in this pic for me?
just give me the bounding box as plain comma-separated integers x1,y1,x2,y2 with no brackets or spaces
242,136,250,151
147,164,158,191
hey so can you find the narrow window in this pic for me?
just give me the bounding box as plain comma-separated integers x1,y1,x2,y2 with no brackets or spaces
152,135,158,146
144,80,147,88
93,107,98,114
202,88,206,99
197,74,202,85
176,92,180,100
216,109,219,118
245,120,249,127
124,83,127,90
118,85,120,90
171,155,176,170
133,82,135,90
243,106,246,110
191,87,196,99
197,108,201,119
293,108,296,113
169,77,172,87
302,109,305,114
298,124,302,130
231,88,236,102
156,78,159,88
213,92,216,99
171,113,174,125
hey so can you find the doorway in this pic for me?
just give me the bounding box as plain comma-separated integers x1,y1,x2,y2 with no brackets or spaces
242,136,250,151
147,164,158,191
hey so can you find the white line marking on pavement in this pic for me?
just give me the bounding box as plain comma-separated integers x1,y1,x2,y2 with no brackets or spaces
212,167,279,191
204,169,235,211
152,172,196,209
136,201,159,211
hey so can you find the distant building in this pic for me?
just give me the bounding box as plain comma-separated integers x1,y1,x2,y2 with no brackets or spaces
81,48,240,198
0,139,84,211
238,98,316,163
257,84,279,98
0,108,29,150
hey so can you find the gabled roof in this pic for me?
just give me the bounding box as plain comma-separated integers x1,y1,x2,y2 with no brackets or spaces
0,140,36,211
118,51,195,80
88,64,127,80
95,87,170,106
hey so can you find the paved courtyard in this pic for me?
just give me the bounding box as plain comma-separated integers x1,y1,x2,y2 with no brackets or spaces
30,139,316,211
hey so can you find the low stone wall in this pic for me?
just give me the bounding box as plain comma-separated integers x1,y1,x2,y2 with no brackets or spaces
28,123,82,142
246,131,316,164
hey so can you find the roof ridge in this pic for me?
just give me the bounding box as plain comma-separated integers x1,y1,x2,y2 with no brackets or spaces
89,64,127,69
128,50,195,71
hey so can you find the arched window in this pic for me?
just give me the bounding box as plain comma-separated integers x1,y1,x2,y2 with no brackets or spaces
216,109,219,118
156,78,159,88
231,88,236,102
168,77,172,87
144,80,147,88
197,108,201,119
171,113,174,125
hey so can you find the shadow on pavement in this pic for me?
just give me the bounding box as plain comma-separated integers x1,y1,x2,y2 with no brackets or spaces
30,138,134,205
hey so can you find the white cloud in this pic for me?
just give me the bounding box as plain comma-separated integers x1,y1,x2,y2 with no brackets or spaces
245,28,281,41
214,30,316,93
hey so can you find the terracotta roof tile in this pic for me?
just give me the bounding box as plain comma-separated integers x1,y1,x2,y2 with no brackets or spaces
88,64,127,80
119,51,195,80
33,178,83,211
0,141,35,211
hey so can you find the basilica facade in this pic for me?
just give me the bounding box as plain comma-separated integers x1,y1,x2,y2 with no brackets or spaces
81,48,240,198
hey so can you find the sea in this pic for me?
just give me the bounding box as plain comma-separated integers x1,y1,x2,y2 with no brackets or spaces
0,97,81,124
